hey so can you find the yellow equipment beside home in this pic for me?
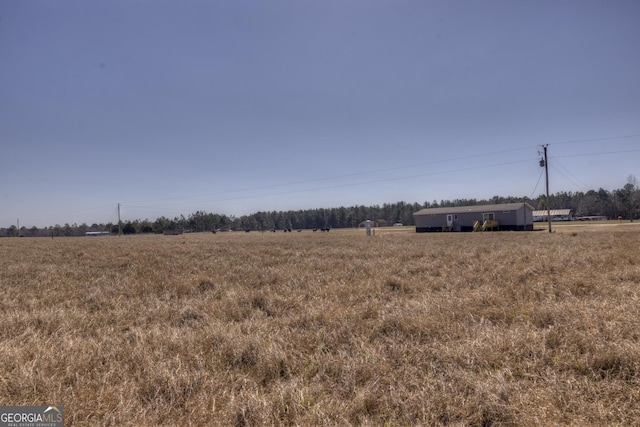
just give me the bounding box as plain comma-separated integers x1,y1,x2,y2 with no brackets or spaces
473,220,499,231
483,220,499,231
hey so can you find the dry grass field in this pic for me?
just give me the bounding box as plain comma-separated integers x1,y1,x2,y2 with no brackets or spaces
1,225,639,426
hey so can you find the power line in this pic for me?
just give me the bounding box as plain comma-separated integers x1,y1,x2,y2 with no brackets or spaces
121,134,639,207
553,148,640,159
120,144,637,212
10,203,116,227
530,167,545,198
150,158,538,206
549,156,588,190
114,157,537,220
122,145,536,205
550,133,640,147
550,163,584,190
16,133,637,226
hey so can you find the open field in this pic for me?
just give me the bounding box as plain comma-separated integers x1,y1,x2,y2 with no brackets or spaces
1,226,640,426
533,219,640,232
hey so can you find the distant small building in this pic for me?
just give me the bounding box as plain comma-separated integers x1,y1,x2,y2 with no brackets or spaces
532,209,573,222
413,202,535,232
358,219,387,227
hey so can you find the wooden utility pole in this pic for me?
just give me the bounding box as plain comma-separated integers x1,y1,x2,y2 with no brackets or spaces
542,145,551,233
118,203,122,236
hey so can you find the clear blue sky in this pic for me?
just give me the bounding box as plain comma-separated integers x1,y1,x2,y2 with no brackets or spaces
2,0,639,227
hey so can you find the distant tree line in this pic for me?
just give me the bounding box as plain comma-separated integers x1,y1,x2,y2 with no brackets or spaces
2,176,638,237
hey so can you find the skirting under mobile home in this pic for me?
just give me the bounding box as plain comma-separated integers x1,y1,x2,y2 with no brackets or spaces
413,202,535,232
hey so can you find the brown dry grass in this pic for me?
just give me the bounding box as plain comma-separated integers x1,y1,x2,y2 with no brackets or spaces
1,227,639,426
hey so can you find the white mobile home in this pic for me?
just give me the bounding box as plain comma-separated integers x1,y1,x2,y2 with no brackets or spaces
532,209,573,222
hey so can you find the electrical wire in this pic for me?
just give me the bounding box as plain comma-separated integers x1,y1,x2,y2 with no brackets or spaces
12,133,638,226
550,163,584,190
530,167,544,198
119,144,638,212
121,145,536,205
553,148,640,159
550,134,640,147
120,135,639,207
549,156,588,189
139,158,538,206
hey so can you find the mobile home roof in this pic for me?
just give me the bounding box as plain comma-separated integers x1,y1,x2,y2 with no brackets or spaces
532,209,572,217
413,202,535,216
